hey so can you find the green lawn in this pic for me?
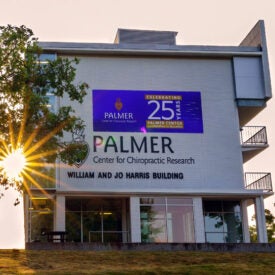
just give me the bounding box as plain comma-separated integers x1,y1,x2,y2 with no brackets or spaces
0,249,274,274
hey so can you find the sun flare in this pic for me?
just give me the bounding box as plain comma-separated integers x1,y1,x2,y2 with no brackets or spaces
0,147,26,181
0,102,66,196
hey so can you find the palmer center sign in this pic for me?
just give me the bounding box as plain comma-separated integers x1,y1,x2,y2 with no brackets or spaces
60,90,204,191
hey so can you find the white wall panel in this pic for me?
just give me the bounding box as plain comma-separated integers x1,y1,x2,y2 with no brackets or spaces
234,57,265,99
58,56,244,194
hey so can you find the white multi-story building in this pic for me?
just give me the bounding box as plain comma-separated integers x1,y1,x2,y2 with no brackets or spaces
25,20,273,244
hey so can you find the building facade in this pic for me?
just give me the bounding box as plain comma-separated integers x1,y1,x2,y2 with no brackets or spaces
25,21,273,244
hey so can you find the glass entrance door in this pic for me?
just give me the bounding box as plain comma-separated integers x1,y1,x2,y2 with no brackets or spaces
65,198,129,243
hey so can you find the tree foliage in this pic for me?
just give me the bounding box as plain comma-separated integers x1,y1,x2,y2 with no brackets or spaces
249,209,275,243
0,25,89,195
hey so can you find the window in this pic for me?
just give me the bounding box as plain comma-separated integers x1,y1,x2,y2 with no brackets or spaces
30,165,56,189
203,200,243,243
65,198,129,243
38,53,57,113
140,197,194,243
29,53,57,190
28,196,54,242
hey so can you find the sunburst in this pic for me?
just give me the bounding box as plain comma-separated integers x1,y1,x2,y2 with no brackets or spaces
0,146,26,182
0,102,67,198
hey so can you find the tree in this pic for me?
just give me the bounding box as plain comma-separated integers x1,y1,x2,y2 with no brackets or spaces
249,209,275,243
0,25,89,199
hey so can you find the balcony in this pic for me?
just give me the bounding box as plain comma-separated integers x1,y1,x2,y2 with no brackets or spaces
245,172,273,192
240,126,268,162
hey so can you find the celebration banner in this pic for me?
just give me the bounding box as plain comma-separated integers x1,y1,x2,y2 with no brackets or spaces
93,90,203,133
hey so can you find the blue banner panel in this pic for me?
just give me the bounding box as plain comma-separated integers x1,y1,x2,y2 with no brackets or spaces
93,90,203,133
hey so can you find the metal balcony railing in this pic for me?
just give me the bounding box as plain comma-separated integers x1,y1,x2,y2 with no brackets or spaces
240,126,268,146
245,172,273,192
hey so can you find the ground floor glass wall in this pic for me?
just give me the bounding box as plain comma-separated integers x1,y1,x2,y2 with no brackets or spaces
65,198,129,243
27,196,246,244
203,200,243,243
140,197,195,243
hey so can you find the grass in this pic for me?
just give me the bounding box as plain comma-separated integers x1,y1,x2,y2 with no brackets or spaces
0,249,274,274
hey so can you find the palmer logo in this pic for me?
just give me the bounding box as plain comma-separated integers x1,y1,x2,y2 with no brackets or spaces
63,127,90,168
115,97,123,111
72,128,89,168
103,97,134,120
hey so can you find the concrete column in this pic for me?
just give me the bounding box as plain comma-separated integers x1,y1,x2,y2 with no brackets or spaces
241,200,250,243
255,196,268,243
24,194,30,243
193,197,205,243
55,195,66,231
130,197,141,243
121,199,128,243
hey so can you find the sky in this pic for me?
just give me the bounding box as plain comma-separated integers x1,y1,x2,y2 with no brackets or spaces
0,0,274,249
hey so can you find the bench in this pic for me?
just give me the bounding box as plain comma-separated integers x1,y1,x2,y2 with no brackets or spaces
45,231,67,243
